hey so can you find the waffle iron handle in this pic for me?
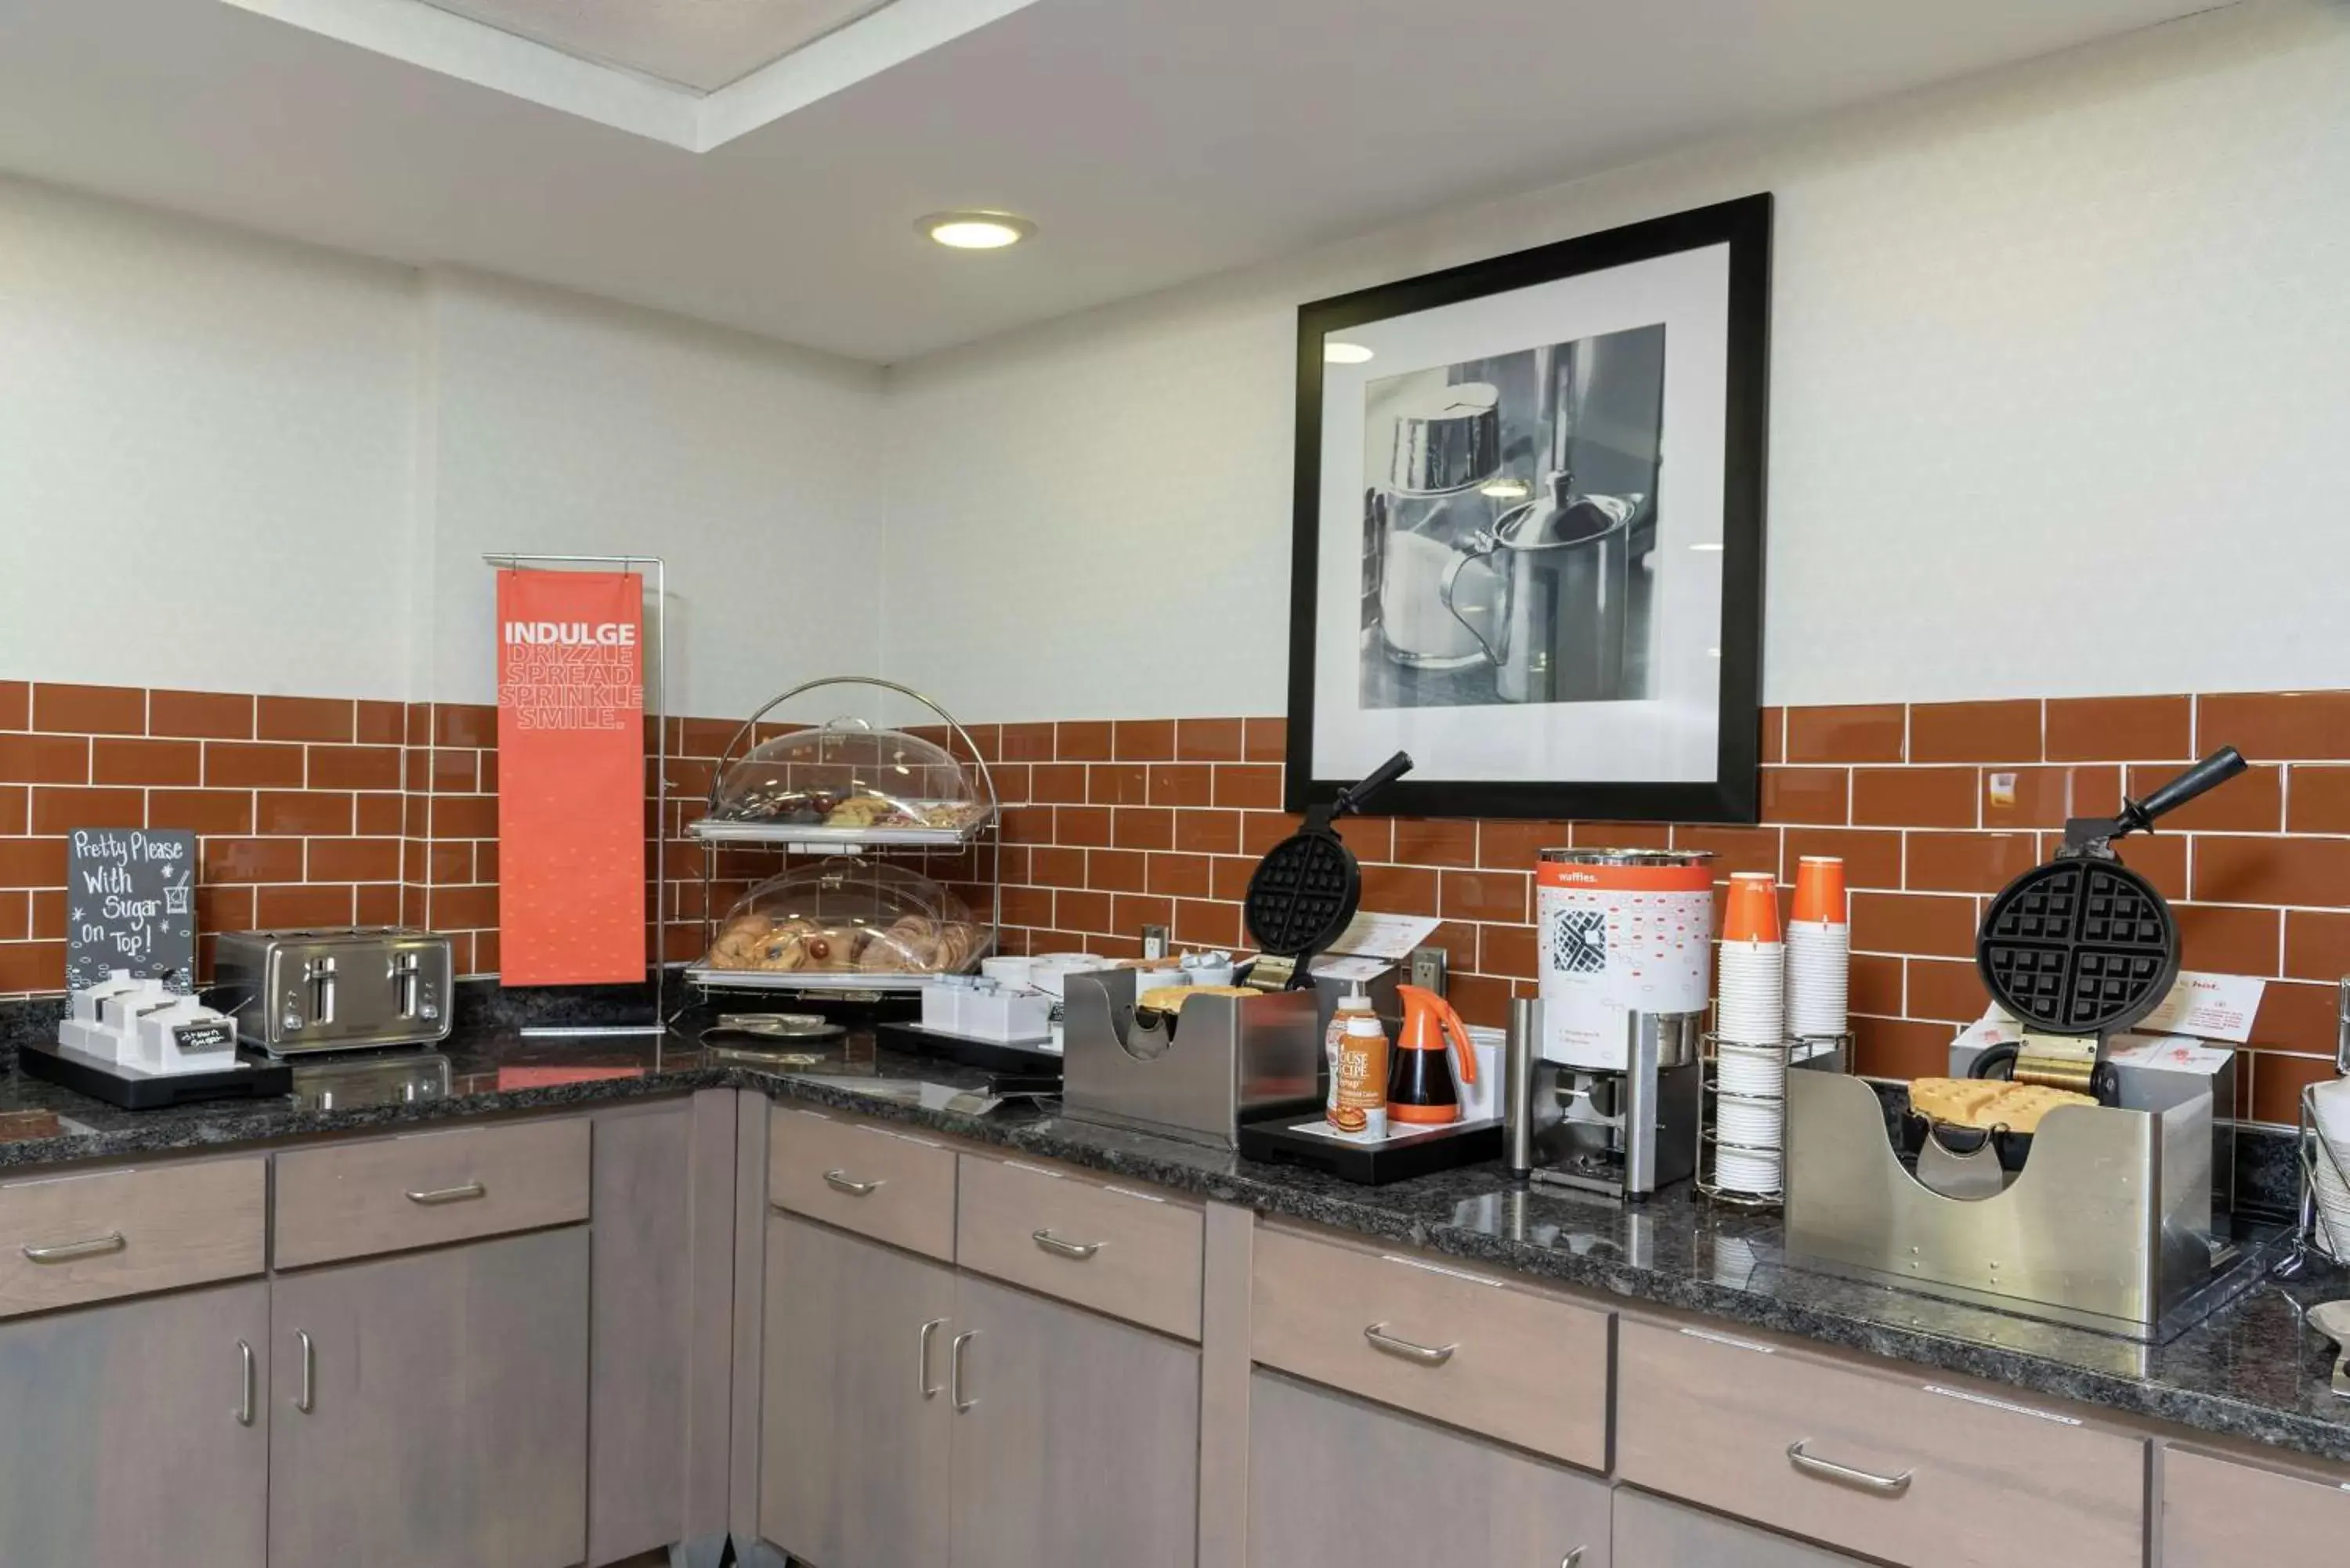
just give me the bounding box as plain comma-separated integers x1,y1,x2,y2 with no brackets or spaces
1329,751,1414,818
2121,747,2247,836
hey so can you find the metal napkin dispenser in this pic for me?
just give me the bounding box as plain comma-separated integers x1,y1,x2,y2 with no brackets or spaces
212,928,453,1054
1061,970,1320,1147
1784,1068,2231,1339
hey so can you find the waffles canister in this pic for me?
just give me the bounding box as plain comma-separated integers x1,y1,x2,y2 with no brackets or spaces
1536,848,1716,1070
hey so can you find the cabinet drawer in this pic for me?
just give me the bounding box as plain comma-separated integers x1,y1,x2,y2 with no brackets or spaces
0,1157,266,1317
2163,1446,2350,1563
768,1107,956,1262
274,1118,591,1269
1250,1225,1610,1470
1616,1319,2145,1568
955,1154,1203,1340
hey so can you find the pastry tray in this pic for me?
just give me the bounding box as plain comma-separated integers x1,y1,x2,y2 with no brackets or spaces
877,1021,1063,1078
687,930,996,995
685,812,995,850
1237,1111,1502,1186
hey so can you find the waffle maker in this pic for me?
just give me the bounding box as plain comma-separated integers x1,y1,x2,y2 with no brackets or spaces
1244,751,1413,988
1971,747,2247,1099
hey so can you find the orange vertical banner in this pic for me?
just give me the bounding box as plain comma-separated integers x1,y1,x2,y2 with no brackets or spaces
494,569,647,986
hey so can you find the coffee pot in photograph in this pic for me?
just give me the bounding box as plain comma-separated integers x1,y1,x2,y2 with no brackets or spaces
1365,381,1506,670
1437,486,1644,704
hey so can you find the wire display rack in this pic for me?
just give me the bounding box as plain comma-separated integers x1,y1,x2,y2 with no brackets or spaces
1696,1031,1852,1212
2271,978,2348,1280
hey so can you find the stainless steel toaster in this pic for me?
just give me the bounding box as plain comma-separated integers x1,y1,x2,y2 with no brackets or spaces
212,929,453,1054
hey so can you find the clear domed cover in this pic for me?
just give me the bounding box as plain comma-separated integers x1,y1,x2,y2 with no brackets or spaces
704,717,991,838
700,859,982,977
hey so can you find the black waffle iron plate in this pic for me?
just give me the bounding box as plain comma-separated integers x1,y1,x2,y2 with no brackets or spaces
1243,751,1412,989
1968,746,2248,1096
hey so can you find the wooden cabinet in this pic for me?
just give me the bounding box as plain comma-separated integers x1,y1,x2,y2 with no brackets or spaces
268,1226,591,1568
588,1093,736,1566
2162,1445,2350,1563
1616,1319,2145,1568
0,1280,270,1568
1246,1369,1611,1568
1614,1488,1868,1567
760,1212,956,1568
757,1212,1199,1568
948,1271,1200,1568
0,1155,265,1317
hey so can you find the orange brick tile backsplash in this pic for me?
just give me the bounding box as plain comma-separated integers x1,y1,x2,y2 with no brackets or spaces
5,684,2350,1121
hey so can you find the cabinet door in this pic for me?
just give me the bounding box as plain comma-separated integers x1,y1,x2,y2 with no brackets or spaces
2163,1446,2350,1563
1246,1370,1611,1568
760,1213,955,1568
269,1227,590,1568
0,1280,269,1568
1614,1488,1867,1568
949,1273,1200,1568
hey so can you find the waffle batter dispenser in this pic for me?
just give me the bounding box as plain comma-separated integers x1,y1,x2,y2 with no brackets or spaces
1787,750,2254,1339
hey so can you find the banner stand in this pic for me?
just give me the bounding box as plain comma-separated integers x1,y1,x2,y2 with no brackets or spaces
483,551,669,1039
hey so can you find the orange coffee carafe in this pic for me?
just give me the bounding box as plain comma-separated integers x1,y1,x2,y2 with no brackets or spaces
1388,985,1479,1125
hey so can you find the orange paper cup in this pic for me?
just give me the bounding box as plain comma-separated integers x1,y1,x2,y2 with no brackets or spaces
1722,872,1783,945
1791,855,1847,925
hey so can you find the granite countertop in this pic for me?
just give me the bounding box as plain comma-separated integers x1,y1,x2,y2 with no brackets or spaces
2,1011,2346,1469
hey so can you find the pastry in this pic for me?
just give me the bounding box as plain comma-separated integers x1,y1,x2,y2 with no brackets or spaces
825,794,902,831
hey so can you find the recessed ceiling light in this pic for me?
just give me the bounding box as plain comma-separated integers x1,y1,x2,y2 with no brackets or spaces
1690,541,1724,552
1325,341,1375,364
1480,479,1531,500
919,211,1034,250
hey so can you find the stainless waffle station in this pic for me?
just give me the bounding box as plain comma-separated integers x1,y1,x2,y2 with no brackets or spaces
1524,1007,1703,1200
1059,968,1321,1148
1785,1043,2243,1342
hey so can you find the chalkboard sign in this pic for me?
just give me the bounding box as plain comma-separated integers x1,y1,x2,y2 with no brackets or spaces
66,828,197,994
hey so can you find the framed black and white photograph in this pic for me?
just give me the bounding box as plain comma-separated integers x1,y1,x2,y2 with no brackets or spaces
1286,194,1771,822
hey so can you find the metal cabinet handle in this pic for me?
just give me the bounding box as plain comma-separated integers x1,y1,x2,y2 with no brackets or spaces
237,1340,256,1428
20,1231,126,1263
919,1317,948,1400
1561,1551,1585,1568
1363,1322,1457,1367
404,1181,486,1206
822,1169,883,1197
1787,1439,1912,1497
950,1330,979,1413
1032,1228,1102,1260
295,1330,316,1414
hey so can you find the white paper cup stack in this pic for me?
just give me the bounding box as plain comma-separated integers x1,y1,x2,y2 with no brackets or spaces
2312,1080,2350,1259
1716,941,1785,1046
1785,920,1849,1038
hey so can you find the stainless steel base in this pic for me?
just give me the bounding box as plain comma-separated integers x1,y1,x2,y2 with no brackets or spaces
1786,1071,2223,1338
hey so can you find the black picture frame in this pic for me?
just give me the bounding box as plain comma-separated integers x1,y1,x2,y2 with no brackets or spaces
1285,193,1772,824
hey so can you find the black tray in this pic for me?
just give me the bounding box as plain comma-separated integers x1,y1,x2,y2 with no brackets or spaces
877,1021,1063,1079
1237,1111,1502,1185
18,1039,293,1110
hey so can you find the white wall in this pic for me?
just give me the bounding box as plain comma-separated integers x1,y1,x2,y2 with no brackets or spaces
419,272,883,717
879,0,2350,721
0,176,419,699
0,177,883,717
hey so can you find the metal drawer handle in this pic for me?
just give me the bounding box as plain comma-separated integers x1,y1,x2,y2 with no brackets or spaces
919,1317,948,1400
295,1330,316,1414
822,1169,884,1197
1363,1323,1457,1367
20,1231,126,1263
405,1181,486,1206
1032,1228,1102,1260
951,1330,979,1413
237,1340,256,1429
1787,1439,1913,1497
1561,1551,1585,1568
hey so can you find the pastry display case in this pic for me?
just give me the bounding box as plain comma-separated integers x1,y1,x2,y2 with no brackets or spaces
687,859,988,992
687,676,1001,998
689,714,994,848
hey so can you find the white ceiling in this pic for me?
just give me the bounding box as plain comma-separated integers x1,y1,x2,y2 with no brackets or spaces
0,0,2223,363
421,0,895,91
